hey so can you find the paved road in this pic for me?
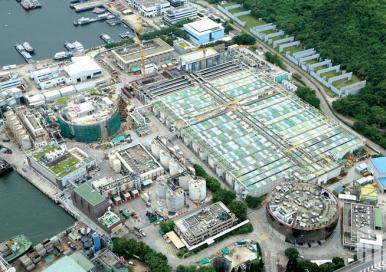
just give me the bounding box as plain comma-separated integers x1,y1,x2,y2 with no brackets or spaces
193,0,386,156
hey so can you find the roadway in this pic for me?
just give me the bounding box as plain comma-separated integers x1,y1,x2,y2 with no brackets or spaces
192,0,386,155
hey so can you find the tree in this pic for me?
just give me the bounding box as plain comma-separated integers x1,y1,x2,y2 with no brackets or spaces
160,220,174,233
232,34,256,45
245,195,266,209
228,200,247,220
212,189,236,205
295,87,320,109
285,247,300,261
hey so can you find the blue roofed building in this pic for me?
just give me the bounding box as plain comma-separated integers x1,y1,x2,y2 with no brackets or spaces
369,157,386,191
44,251,95,272
183,17,224,45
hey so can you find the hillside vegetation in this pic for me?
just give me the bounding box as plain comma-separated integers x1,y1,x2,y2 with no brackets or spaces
233,0,386,147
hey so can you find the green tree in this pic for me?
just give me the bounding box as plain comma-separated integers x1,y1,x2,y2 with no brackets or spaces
232,34,256,45
295,87,320,109
160,220,174,233
212,189,236,205
285,247,300,261
228,200,247,220
245,195,266,208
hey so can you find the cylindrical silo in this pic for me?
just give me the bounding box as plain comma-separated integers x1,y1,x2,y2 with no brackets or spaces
189,178,206,202
169,159,180,176
108,154,117,168
4,110,14,118
179,175,191,190
151,140,160,159
112,159,121,173
166,188,184,213
159,150,170,169
156,176,167,201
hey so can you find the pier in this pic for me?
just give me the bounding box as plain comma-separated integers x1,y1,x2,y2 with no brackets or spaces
71,0,108,12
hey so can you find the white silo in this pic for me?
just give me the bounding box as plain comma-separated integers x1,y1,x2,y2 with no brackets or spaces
112,159,121,173
4,110,14,118
179,175,191,190
189,178,206,202
166,188,185,213
169,159,181,176
156,176,167,201
14,125,24,136
159,150,170,169
108,154,117,168
151,140,160,159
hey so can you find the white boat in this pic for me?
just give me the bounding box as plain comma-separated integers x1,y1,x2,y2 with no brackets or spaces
98,12,110,19
73,17,91,26
22,42,34,53
15,44,24,52
54,51,73,60
64,42,75,50
93,7,106,14
21,51,32,60
100,33,113,44
72,41,84,52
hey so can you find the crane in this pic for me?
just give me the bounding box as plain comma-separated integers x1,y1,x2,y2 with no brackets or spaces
135,17,147,79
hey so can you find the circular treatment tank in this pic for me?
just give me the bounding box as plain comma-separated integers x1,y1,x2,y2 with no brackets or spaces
188,177,206,202
151,140,160,159
179,175,191,190
266,181,339,246
57,94,121,143
166,188,184,213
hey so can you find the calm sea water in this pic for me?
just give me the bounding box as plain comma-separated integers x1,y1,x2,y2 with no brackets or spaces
0,0,127,66
0,172,74,244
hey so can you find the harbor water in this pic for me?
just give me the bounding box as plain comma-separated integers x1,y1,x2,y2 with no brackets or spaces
0,0,128,66
0,172,74,244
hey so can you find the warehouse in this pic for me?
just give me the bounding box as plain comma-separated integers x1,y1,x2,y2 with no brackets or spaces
111,38,175,73
114,144,164,179
57,92,121,142
28,144,95,189
174,202,240,250
368,157,386,191
183,17,224,45
151,61,364,197
342,202,383,249
179,48,222,72
266,181,339,245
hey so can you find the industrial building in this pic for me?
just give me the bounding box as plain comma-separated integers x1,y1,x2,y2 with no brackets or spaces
163,4,197,24
29,144,95,189
43,251,95,272
30,56,103,90
130,0,170,17
368,157,386,191
179,48,222,72
342,202,383,249
174,202,240,250
150,61,364,197
266,181,339,245
98,208,123,234
114,144,164,179
183,17,224,45
71,183,110,222
0,87,22,110
57,92,121,142
111,38,175,73
0,72,22,91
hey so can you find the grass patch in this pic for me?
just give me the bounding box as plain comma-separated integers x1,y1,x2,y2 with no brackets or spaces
284,45,302,55
321,70,340,79
270,35,282,42
50,156,80,177
56,96,71,107
314,65,327,72
305,58,317,65
332,74,360,88
238,15,264,29
228,7,246,14
260,29,274,35
222,1,239,7
34,145,57,160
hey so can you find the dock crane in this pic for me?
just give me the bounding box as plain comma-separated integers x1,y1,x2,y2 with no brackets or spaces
135,17,147,79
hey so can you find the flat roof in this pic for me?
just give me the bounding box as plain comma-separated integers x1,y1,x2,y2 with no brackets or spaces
184,17,222,34
374,207,383,229
380,177,386,187
370,157,386,174
74,183,106,206
180,48,218,64
64,56,101,77
166,231,185,249
44,252,94,272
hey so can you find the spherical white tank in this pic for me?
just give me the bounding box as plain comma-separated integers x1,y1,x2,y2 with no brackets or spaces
159,150,170,169
179,175,191,190
151,140,160,159
169,159,180,176
156,176,167,201
112,159,121,173
166,188,184,212
189,178,206,202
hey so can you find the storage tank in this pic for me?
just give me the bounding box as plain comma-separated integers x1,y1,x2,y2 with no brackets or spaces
112,159,121,173
14,125,23,134
151,140,160,159
166,188,184,213
169,159,181,176
108,154,117,168
21,136,32,150
156,176,167,201
4,110,14,118
189,178,206,202
179,175,191,190
159,150,170,169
